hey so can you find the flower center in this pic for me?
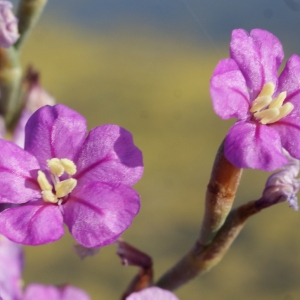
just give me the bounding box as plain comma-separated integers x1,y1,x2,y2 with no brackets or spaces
37,158,77,204
249,82,294,124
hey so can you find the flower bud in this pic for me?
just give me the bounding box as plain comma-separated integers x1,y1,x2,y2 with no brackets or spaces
0,0,19,48
262,150,300,210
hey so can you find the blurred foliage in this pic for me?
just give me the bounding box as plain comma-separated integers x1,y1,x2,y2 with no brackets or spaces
20,20,300,300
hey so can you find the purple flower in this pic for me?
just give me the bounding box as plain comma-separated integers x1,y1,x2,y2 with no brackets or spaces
125,287,179,300
0,104,143,247
0,0,19,48
22,284,90,300
0,234,23,300
210,29,300,171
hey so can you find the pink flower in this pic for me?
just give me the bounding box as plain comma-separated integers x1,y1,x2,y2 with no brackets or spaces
0,104,143,247
22,284,90,300
0,216,90,300
210,29,300,171
0,234,23,300
126,287,179,300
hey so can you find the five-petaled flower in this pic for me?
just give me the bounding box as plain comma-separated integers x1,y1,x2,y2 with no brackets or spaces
0,104,143,247
210,28,300,171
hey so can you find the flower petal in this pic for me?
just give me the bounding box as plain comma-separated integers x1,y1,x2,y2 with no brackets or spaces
24,104,87,169
60,285,91,300
230,29,284,98
0,202,64,245
277,54,300,100
224,121,287,171
272,58,300,159
270,108,300,161
23,284,60,300
0,139,40,204
13,109,31,148
210,58,249,119
75,125,143,187
126,287,179,300
23,284,90,300
64,182,140,248
0,235,23,300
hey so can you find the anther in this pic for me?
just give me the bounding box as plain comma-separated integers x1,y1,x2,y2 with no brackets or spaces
251,82,293,124
269,92,287,109
254,108,280,125
267,103,294,124
250,82,275,113
37,170,52,191
250,96,272,113
42,190,58,203
60,159,77,175
55,178,77,198
258,82,275,97
47,158,64,177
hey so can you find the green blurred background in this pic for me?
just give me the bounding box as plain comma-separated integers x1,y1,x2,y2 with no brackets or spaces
15,1,300,299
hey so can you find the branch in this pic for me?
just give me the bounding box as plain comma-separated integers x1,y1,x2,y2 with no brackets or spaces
199,141,242,245
155,199,262,290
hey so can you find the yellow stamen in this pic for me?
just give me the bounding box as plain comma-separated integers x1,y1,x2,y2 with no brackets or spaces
250,82,293,125
47,158,64,177
60,158,77,175
269,91,287,109
258,82,275,97
250,95,272,112
37,170,52,191
42,190,58,203
55,178,77,198
38,158,78,203
254,108,280,125
267,102,294,124
250,82,275,113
